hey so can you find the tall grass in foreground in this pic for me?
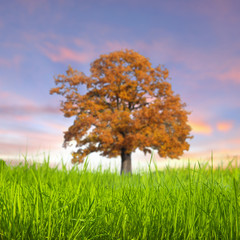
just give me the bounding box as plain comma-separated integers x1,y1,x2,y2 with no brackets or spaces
0,158,240,240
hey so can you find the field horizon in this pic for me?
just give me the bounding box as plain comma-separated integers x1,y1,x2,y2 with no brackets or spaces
1,151,240,173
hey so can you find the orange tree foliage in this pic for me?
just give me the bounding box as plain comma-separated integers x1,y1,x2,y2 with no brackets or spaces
50,49,192,166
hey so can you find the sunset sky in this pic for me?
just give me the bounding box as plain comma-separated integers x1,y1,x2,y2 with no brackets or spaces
0,0,239,170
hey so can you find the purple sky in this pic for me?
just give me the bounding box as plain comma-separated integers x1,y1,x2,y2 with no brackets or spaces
1,0,239,168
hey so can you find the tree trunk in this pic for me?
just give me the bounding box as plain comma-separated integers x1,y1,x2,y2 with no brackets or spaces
120,148,132,175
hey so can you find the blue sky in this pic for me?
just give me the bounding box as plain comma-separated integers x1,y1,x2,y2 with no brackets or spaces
0,0,240,168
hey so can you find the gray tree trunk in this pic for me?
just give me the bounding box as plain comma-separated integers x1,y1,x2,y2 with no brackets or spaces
120,148,132,175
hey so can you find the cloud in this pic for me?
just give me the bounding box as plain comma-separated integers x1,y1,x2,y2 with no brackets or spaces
13,115,33,122
0,91,35,106
229,137,240,146
189,120,213,135
0,129,63,155
0,90,69,157
40,38,133,65
130,38,219,77
40,42,95,64
111,31,237,87
217,67,240,84
193,0,240,26
17,0,50,14
162,0,240,26
0,105,60,116
217,121,233,132
0,55,22,68
0,91,60,120
41,121,69,132
33,31,218,77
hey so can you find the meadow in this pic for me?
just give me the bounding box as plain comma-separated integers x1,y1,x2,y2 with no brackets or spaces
0,157,239,240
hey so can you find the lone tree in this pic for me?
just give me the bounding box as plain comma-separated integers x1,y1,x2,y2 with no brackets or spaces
50,49,192,174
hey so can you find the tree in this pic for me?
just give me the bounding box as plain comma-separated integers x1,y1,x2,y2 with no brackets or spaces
50,49,193,174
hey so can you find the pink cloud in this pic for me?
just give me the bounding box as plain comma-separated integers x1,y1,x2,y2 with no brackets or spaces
40,42,95,63
189,120,213,135
42,121,69,132
33,32,215,77
0,105,60,116
133,38,215,73
14,115,33,122
0,127,63,154
217,67,240,84
0,55,22,68
191,0,233,18
229,138,240,145
0,91,60,121
129,37,240,95
217,121,233,132
193,0,240,27
78,37,203,72
162,0,239,26
0,91,35,106
17,0,49,14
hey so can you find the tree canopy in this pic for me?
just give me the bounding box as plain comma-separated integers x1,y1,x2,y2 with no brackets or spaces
50,49,193,173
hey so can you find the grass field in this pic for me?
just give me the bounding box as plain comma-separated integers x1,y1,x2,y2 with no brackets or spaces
0,157,240,240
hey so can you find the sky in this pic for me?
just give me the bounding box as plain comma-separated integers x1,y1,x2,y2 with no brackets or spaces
0,0,240,170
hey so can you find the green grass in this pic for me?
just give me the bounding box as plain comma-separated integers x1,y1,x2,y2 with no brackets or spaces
0,157,240,239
